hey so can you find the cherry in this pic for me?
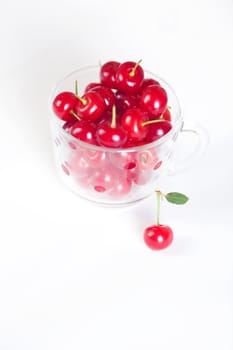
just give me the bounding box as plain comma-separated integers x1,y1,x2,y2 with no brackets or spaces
74,90,106,121
84,82,103,93
138,78,160,95
162,108,172,122
145,120,172,142
100,61,120,89
88,85,115,111
129,168,152,185
108,150,137,170
84,149,108,168
70,120,97,145
109,172,132,198
140,84,168,118
144,191,173,250
144,224,173,250
63,119,76,132
115,91,138,113
121,108,149,141
96,106,127,148
143,191,189,250
91,167,116,192
68,151,91,178
52,92,78,122
136,148,158,170
116,60,144,93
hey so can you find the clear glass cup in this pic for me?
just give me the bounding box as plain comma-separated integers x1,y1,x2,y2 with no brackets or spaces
49,66,207,207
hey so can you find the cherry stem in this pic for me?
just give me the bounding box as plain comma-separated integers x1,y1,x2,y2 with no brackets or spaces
76,95,87,105
75,80,78,97
142,118,165,127
129,59,142,77
156,191,161,226
70,110,81,121
111,105,117,128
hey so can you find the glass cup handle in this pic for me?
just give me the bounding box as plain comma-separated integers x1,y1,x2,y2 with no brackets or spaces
168,122,209,175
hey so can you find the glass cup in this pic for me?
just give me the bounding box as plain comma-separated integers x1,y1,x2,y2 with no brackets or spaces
49,66,208,207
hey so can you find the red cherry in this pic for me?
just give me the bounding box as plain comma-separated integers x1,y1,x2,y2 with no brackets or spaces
84,149,108,168
115,91,138,113
96,106,127,148
62,119,76,132
138,78,160,95
109,172,132,198
108,150,137,170
144,224,173,250
70,120,97,145
84,82,103,93
91,167,116,192
96,124,127,148
128,167,152,185
162,108,172,122
145,120,172,142
100,61,120,89
116,61,144,93
88,85,116,111
140,84,168,118
121,108,149,141
52,92,78,121
136,148,158,170
68,152,91,178
74,91,105,121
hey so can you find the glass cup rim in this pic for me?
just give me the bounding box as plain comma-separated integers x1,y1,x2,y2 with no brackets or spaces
49,65,183,153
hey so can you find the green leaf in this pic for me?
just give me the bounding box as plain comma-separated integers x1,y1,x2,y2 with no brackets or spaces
165,192,189,205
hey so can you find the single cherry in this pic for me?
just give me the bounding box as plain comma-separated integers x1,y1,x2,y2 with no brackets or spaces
88,85,115,111
144,224,173,250
138,78,160,95
100,61,120,89
63,119,76,132
52,92,78,122
91,167,116,193
115,91,138,113
162,107,172,122
70,120,97,145
109,171,132,198
116,60,144,93
121,107,149,141
74,90,106,121
144,191,173,250
84,82,103,93
145,120,172,142
96,106,127,148
140,84,168,118
143,191,189,250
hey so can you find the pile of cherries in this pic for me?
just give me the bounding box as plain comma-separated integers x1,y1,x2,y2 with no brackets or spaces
52,60,172,148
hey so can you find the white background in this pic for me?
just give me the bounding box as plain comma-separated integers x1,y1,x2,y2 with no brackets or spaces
0,0,233,349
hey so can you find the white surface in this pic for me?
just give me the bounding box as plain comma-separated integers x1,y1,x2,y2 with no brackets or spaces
0,0,233,349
